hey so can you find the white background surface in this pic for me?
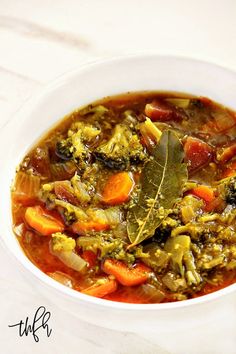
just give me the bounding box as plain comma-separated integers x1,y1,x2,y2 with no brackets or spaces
0,1,236,353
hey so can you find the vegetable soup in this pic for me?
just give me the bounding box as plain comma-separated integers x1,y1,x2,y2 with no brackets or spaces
11,92,236,303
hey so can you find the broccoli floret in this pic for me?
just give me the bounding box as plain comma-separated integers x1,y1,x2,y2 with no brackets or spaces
77,233,138,265
63,210,77,225
154,213,181,244
51,232,76,252
225,177,236,204
54,199,87,222
95,124,146,170
56,122,100,164
56,138,74,160
71,173,92,204
79,105,108,119
164,235,201,285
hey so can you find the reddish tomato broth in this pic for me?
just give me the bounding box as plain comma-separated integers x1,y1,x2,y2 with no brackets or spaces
12,92,236,303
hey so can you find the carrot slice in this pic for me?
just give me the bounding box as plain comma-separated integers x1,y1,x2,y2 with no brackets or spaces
190,185,215,203
217,143,236,164
103,259,151,286
25,205,64,236
81,279,117,298
204,196,225,213
102,172,134,206
221,161,236,178
72,220,110,234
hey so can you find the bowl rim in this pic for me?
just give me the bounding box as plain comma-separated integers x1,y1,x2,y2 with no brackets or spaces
3,53,236,311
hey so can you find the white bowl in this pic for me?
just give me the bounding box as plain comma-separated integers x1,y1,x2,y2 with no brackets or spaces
1,55,236,333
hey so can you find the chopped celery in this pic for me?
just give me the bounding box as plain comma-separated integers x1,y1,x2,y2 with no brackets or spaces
165,98,190,108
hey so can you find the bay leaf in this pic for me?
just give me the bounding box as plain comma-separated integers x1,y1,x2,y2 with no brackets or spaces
127,130,187,247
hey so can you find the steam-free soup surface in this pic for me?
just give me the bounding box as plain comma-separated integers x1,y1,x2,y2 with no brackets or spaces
12,92,236,303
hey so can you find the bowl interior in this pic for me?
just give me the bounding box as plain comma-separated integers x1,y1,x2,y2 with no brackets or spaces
1,55,236,311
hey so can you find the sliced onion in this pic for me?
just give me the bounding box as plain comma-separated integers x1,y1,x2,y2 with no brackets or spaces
12,171,41,205
212,110,236,132
13,223,25,237
51,247,87,272
48,271,74,288
136,284,165,303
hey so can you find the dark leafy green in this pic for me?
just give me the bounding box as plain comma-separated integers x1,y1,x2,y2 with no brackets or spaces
127,130,187,247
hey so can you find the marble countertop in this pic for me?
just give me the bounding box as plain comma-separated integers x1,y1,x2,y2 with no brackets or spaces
1,1,236,353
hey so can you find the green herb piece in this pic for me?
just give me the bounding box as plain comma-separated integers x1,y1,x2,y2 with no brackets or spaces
127,130,187,247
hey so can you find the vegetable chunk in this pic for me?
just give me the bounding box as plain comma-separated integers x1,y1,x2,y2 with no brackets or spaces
95,124,145,170
184,137,213,172
190,185,215,203
145,100,174,121
25,206,64,235
102,172,135,205
81,279,118,298
103,259,151,286
12,172,41,205
12,92,236,304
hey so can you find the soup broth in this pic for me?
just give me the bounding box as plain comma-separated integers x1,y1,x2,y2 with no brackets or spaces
11,92,236,303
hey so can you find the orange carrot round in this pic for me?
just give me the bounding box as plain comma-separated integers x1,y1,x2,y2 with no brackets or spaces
221,161,236,178
204,196,225,213
72,220,110,234
102,172,134,206
103,259,151,286
25,205,64,236
190,185,215,203
81,279,117,298
218,143,236,163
